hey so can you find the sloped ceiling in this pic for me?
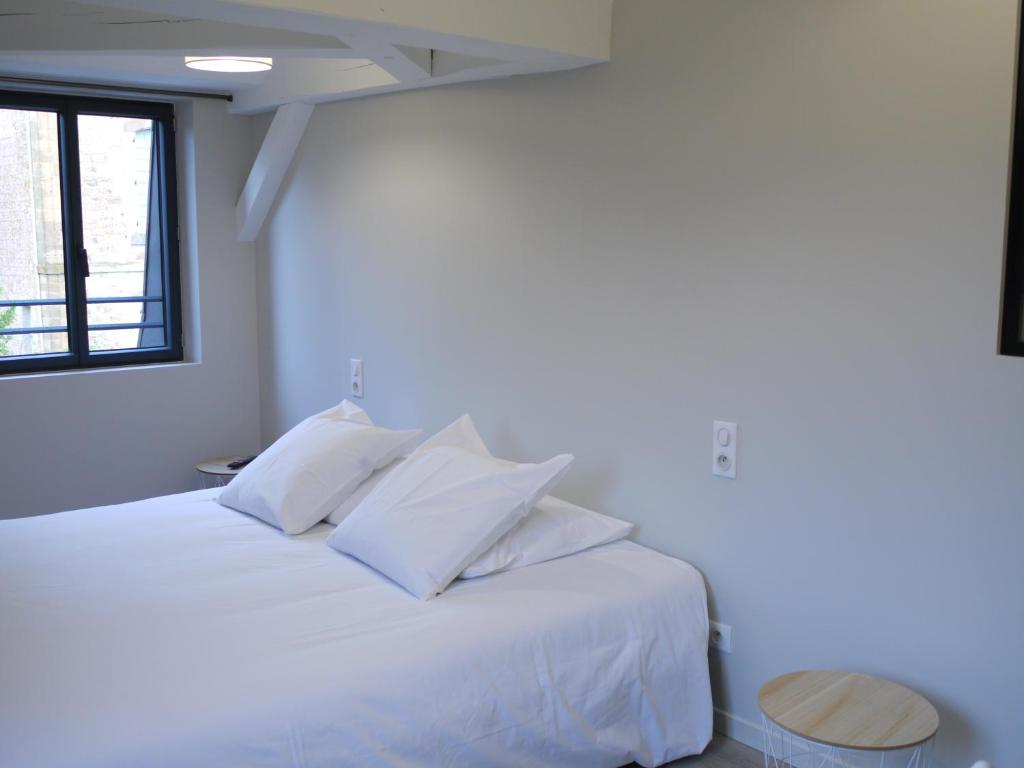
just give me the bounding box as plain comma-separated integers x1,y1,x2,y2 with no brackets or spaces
0,0,613,113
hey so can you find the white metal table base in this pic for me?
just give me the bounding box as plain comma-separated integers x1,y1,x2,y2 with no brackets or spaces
198,472,233,489
762,714,934,768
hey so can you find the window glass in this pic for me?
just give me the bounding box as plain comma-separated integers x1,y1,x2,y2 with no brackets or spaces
0,107,69,359
78,114,166,352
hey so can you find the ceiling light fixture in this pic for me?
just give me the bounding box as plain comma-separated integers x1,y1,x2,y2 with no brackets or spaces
184,56,273,73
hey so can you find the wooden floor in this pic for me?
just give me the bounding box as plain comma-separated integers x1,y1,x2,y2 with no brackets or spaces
629,734,764,768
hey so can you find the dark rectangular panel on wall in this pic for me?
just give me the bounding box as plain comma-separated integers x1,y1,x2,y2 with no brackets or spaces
1001,9,1024,356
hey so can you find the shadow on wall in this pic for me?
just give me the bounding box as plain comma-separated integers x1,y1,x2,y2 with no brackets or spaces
927,693,978,768
491,419,622,515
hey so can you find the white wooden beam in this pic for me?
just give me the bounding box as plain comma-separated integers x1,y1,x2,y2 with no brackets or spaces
431,51,501,79
87,0,613,63
0,11,351,55
5,47,361,59
236,102,314,242
227,52,595,114
230,59,396,114
348,41,431,83
30,0,613,114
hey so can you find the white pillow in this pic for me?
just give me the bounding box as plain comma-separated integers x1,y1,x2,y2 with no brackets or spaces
461,495,634,578
325,458,403,525
326,415,573,599
219,401,421,535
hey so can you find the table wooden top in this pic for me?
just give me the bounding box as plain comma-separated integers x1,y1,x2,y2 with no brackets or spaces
195,456,248,476
758,670,939,751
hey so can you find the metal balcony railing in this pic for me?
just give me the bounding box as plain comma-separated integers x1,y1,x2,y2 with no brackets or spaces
0,296,164,336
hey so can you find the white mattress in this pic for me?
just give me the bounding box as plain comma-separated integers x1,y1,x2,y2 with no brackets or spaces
0,489,712,768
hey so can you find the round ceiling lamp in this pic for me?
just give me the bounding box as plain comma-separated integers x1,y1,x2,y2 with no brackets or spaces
184,56,273,73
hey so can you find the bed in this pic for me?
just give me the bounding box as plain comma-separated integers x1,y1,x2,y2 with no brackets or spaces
0,489,712,768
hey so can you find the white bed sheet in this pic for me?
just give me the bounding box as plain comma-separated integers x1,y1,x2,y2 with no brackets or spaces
0,490,712,768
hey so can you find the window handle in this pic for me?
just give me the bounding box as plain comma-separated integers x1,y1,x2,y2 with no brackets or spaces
79,247,90,278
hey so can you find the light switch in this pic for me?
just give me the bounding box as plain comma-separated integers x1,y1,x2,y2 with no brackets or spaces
350,358,364,398
712,420,737,479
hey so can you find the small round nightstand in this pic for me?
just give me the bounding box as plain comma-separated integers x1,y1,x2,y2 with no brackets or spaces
195,456,248,489
759,670,939,768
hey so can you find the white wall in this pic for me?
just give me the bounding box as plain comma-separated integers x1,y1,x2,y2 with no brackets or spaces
254,1,1024,765
0,99,261,517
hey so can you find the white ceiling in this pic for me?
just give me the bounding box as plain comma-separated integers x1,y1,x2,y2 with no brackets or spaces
0,0,613,113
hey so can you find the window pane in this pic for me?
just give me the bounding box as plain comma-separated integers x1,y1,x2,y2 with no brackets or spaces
89,326,164,352
86,299,165,353
1,303,69,356
78,114,166,352
0,108,69,359
86,300,154,325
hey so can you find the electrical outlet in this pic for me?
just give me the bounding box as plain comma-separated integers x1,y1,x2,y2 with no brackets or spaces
712,420,737,479
709,621,732,653
350,358,364,398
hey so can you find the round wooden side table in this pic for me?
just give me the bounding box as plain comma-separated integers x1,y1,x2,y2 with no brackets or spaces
758,670,939,768
195,456,248,489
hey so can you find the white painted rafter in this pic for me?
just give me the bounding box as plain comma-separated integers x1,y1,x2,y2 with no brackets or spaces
348,40,431,84
0,1,611,112
229,53,588,115
83,0,613,62
23,0,613,113
0,2,351,57
235,102,314,242
229,59,395,113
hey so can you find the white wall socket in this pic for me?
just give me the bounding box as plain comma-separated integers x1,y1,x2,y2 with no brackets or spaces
350,358,364,398
709,621,732,653
712,420,737,479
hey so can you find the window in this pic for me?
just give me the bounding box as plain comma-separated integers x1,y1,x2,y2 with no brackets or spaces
1003,16,1024,357
0,91,181,374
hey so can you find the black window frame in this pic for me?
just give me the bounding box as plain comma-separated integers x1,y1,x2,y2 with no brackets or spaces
1002,15,1024,357
0,90,182,375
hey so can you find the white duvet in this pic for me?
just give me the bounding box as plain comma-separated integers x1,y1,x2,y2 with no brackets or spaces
0,490,712,768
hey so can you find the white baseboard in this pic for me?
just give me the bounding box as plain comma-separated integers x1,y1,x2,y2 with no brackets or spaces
713,707,765,753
